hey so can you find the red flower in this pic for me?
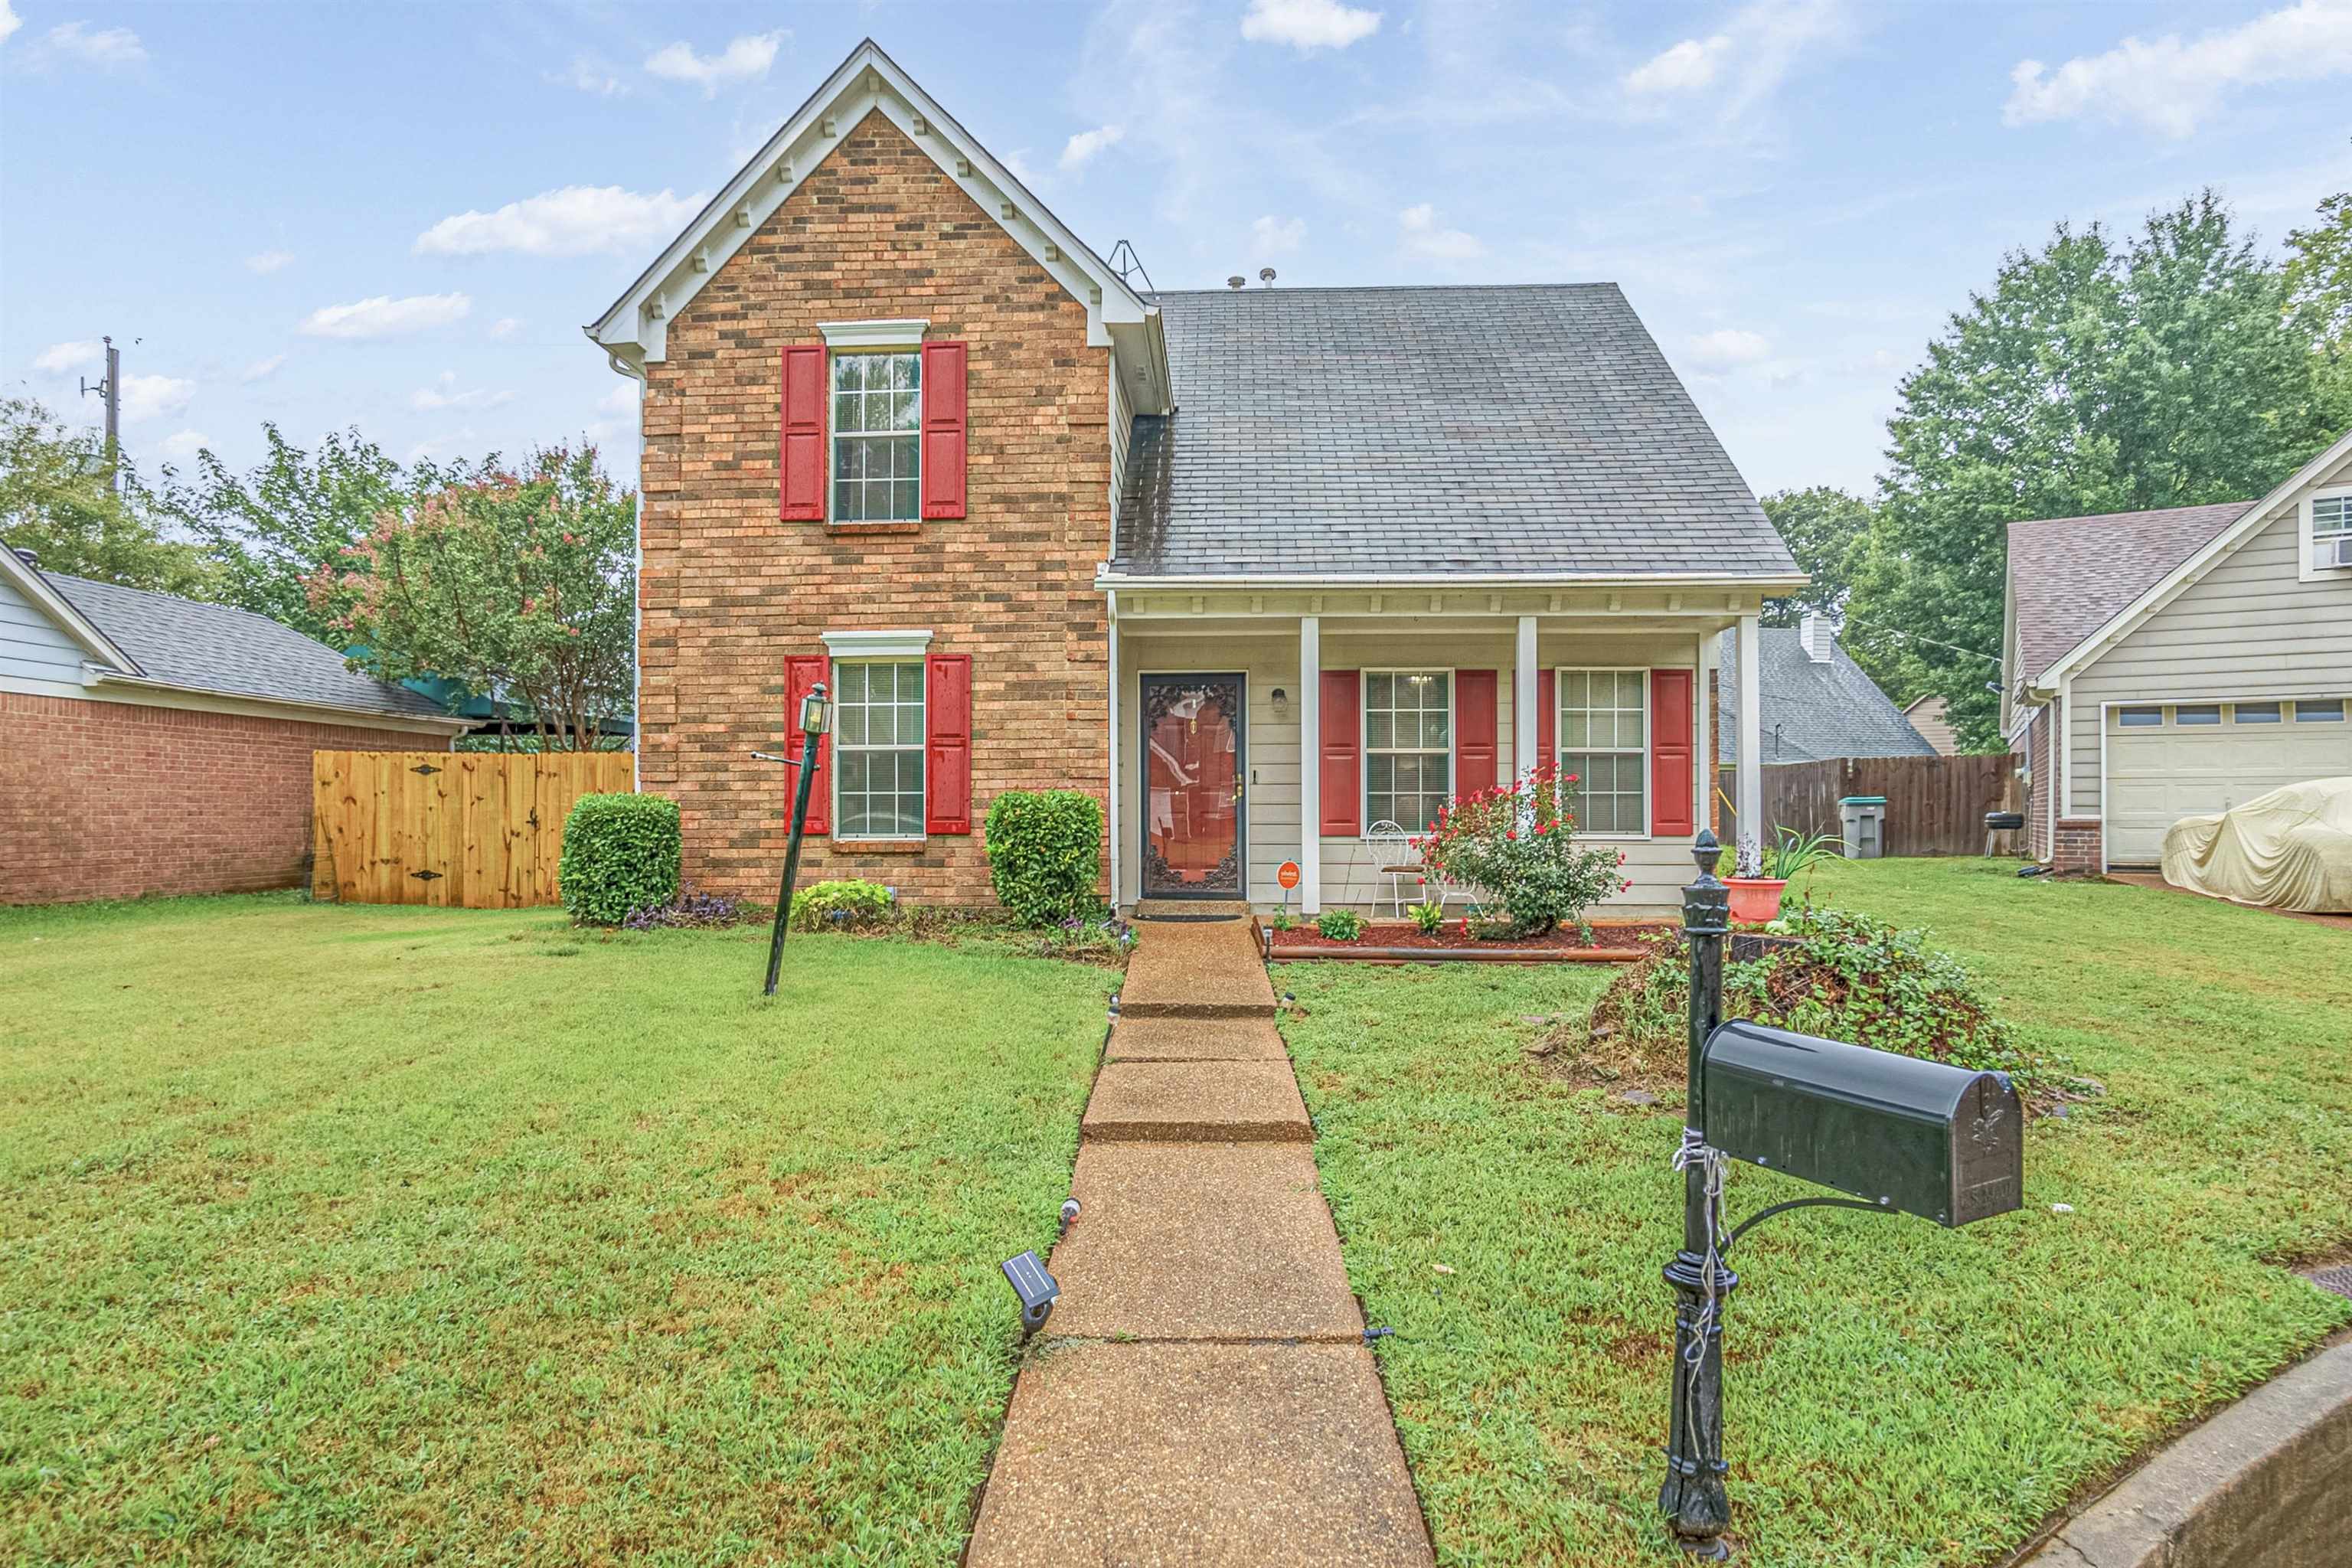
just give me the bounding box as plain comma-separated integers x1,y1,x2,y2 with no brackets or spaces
1505,828,1517,841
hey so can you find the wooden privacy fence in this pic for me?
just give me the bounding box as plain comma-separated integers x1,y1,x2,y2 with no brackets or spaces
1717,753,2022,858
312,750,632,907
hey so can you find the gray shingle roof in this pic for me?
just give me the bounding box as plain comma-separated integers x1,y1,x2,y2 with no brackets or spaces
1112,284,1798,580
1717,629,1938,764
2006,501,2252,683
48,573,453,722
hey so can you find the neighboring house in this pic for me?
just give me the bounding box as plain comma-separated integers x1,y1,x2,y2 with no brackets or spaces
1903,695,1958,756
1716,614,1939,766
2,547,469,903
585,41,1802,914
2001,426,2352,871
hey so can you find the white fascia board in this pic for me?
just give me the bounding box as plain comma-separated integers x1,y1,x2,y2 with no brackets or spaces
820,318,929,348
819,628,934,658
583,39,1158,385
0,548,141,672
1093,570,1814,593
23,670,475,733
2037,424,2352,691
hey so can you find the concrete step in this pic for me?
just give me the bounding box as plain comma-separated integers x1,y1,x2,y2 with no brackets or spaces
1134,898,1250,920
1046,1142,1361,1342
966,1341,1435,1568
1120,920,1276,1018
1106,1016,1289,1063
1083,1060,1311,1143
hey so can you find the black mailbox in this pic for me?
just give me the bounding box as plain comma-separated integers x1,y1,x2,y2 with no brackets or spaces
1702,1021,2023,1227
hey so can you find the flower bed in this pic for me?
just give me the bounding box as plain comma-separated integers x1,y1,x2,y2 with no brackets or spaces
1269,919,1675,959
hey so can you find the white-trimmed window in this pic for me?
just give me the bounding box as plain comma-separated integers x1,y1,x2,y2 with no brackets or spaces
2174,704,2221,727
833,661,926,838
2233,702,2282,724
2296,699,2347,723
2307,489,2352,575
2116,706,2163,728
1559,669,1648,835
1364,670,1451,831
831,352,921,523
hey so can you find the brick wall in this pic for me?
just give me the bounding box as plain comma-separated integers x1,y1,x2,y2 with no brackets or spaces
637,109,1112,906
2053,816,2103,874
1,692,452,905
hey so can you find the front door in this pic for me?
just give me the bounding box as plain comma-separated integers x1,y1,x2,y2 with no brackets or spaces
1142,674,1246,899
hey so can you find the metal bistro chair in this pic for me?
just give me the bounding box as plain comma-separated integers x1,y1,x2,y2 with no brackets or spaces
1367,820,1426,918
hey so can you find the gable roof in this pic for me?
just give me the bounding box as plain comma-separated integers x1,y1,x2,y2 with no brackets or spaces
1717,628,1937,764
584,38,1168,411
40,570,459,724
2007,500,2253,686
1107,285,1802,581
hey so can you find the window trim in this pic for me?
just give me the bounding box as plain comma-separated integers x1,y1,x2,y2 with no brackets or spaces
829,656,929,843
1553,665,1654,841
829,347,923,525
2172,704,2223,727
2115,705,2164,729
1358,666,1455,839
2295,698,2347,723
818,318,929,349
2231,701,2282,724
2301,485,2352,582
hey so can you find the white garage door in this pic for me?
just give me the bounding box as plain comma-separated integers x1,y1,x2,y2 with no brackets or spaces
2105,698,2352,864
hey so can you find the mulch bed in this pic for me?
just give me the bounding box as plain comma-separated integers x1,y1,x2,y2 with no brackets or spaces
1270,921,1677,955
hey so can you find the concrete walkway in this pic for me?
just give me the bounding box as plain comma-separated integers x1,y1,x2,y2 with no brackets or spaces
966,920,1435,1568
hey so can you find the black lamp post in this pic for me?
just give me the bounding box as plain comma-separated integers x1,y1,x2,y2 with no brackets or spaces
757,681,831,997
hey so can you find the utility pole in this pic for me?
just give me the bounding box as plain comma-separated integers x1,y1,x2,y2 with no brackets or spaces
80,336,121,493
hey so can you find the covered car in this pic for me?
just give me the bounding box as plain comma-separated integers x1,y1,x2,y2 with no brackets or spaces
2160,777,2352,913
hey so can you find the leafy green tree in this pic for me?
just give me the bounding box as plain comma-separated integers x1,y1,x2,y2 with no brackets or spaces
2285,190,2352,426
1759,486,1870,627
0,396,217,595
308,446,635,750
1848,191,2337,749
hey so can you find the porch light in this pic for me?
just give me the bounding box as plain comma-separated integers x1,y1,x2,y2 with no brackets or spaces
1270,687,1289,719
799,681,832,736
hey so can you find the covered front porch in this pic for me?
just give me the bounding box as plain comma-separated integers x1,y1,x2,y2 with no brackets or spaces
1104,581,1769,916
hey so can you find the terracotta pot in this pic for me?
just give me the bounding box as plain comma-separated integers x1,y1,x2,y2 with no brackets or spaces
1723,877,1788,924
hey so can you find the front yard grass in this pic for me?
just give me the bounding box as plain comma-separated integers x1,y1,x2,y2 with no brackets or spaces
2,895,1113,1566
1279,858,2352,1567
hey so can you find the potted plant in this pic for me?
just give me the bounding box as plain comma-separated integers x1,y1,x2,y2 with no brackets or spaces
1722,828,1838,922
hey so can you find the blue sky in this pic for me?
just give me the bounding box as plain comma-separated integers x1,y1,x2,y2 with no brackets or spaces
5,1,2349,501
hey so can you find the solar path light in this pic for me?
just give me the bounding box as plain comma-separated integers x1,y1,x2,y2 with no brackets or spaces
1001,1250,1060,1334
753,681,831,997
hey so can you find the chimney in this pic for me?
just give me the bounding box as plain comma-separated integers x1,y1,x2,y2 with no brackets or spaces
1800,612,1834,664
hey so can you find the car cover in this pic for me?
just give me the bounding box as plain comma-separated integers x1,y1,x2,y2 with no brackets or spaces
2161,776,2352,913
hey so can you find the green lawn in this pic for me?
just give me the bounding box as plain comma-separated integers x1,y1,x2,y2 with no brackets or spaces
1,895,1113,1566
1278,858,2352,1568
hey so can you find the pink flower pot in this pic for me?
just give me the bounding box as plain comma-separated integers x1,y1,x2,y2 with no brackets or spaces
1723,877,1788,924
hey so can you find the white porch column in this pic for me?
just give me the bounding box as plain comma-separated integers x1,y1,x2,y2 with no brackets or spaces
1513,614,1539,780
1736,612,1763,852
1694,629,1712,835
1298,615,1322,916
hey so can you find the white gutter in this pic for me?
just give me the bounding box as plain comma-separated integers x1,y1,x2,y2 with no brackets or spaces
1096,570,1810,593
1106,589,1122,914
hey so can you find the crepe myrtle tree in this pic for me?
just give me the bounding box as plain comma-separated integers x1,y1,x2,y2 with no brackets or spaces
309,445,634,751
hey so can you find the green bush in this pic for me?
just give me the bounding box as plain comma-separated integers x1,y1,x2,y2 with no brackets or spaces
1316,909,1365,942
1410,900,1446,935
789,878,897,933
559,793,681,925
982,790,1102,927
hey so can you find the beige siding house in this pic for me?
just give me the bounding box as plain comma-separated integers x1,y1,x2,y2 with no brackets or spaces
2002,429,2352,871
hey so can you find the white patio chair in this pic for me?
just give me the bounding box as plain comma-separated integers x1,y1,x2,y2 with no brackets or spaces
1365,820,1426,917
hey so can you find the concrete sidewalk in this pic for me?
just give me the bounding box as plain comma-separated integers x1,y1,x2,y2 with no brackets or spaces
966,920,1434,1568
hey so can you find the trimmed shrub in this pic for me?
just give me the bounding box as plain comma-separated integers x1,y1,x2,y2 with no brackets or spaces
982,790,1102,927
1315,908,1365,942
560,793,681,926
789,878,897,933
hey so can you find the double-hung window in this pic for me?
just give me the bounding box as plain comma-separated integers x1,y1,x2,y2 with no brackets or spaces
1559,670,1648,835
1364,671,1451,831
833,661,926,838
831,352,921,524
2311,492,2352,573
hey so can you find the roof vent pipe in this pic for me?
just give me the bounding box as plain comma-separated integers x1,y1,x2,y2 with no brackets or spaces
1227,276,1246,290
1259,267,1276,287
1800,612,1834,664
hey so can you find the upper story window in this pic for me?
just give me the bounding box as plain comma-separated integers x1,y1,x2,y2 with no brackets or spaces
832,352,921,524
1559,669,1648,835
833,660,926,838
2306,488,2352,577
1364,671,1451,832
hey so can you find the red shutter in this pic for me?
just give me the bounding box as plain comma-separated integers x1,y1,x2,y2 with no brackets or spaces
785,654,831,835
925,652,972,835
1536,669,1557,773
780,345,827,521
1318,669,1361,838
1455,671,1498,804
1651,668,1696,838
920,340,968,521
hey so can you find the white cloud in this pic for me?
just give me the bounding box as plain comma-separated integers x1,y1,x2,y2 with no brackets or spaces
413,185,704,258
556,54,627,96
158,430,210,464
1684,328,1773,371
1241,0,1382,52
1398,203,1485,262
245,249,293,275
1623,1,1852,118
488,317,522,340
119,374,195,423
1002,148,1045,189
1252,214,1308,255
42,20,145,67
598,382,639,413
643,30,784,96
1,2,21,46
299,292,472,339
1060,123,1125,171
32,340,102,374
410,371,514,413
2004,1,2352,138
239,354,285,384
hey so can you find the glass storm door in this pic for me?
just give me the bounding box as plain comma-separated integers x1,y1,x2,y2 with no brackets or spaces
1141,675,1246,899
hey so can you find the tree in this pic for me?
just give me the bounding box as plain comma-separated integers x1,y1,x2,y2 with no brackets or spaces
1759,486,1870,627
309,446,635,750
1847,191,2337,749
0,397,217,595
2285,190,2352,427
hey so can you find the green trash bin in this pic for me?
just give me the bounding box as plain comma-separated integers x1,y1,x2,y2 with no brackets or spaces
1838,795,1888,859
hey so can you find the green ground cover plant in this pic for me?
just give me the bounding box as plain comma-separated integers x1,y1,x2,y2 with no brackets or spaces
1,894,1114,1566
1277,858,2352,1567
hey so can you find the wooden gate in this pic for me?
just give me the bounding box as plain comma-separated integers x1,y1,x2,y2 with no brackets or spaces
312,750,633,906
1716,753,2023,858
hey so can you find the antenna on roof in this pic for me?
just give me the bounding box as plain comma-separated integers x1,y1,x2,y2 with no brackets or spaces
1106,239,1158,296
1259,267,1276,287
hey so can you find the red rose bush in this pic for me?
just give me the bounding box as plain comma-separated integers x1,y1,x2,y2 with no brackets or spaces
1413,763,1628,938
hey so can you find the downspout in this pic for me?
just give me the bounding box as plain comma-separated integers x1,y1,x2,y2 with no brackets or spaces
1107,587,1122,915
